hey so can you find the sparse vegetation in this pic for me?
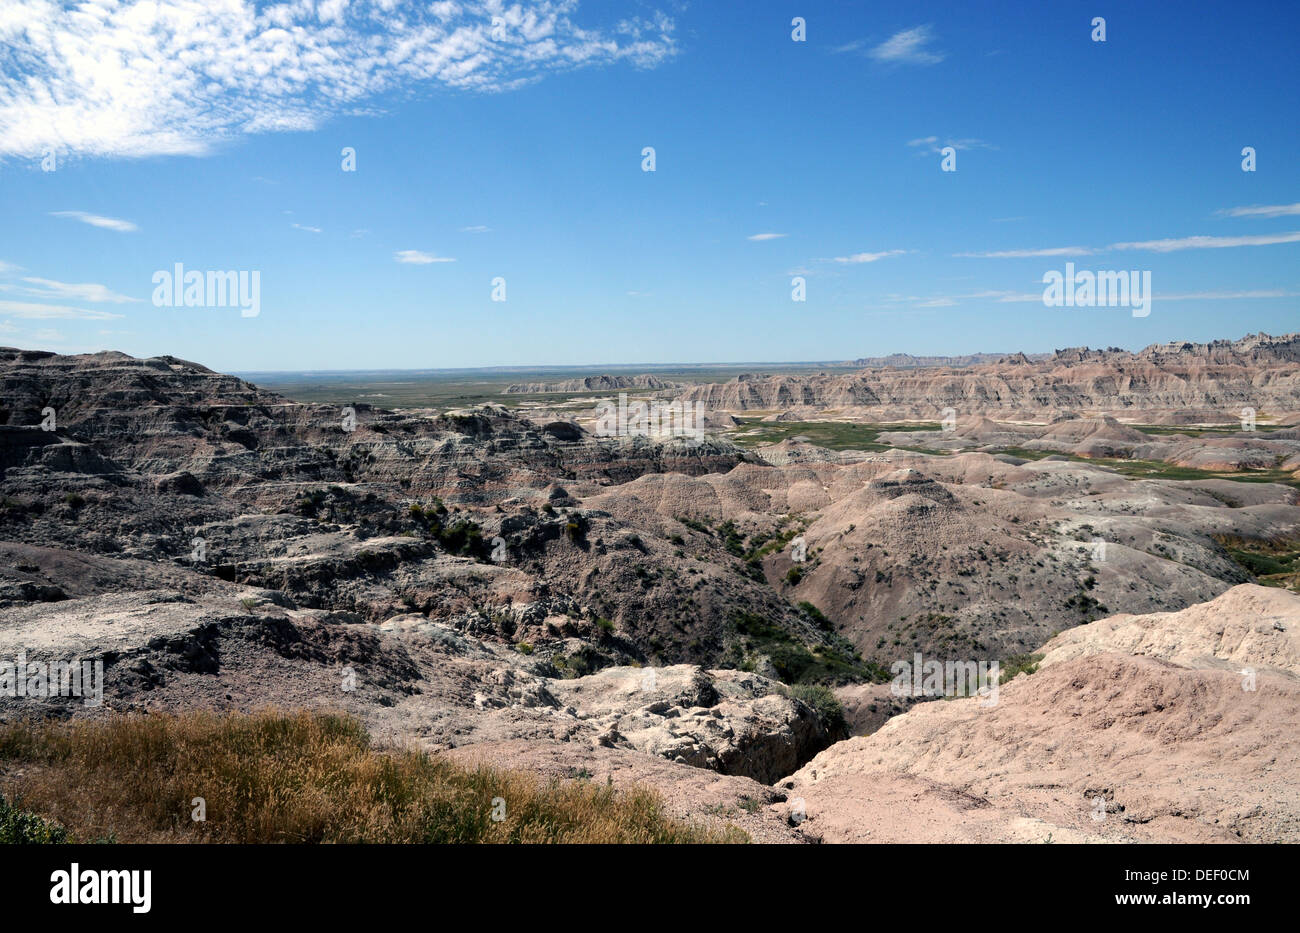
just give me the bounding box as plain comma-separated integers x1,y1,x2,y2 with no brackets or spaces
999,652,1044,683
0,711,747,844
797,601,832,631
0,794,69,844
786,683,847,736
730,611,888,686
1213,534,1300,589
729,419,945,454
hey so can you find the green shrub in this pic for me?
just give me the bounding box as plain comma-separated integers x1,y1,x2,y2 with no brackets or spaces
999,652,1044,683
797,601,831,630
788,684,847,736
0,795,68,844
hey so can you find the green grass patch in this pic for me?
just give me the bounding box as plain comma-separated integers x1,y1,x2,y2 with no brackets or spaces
731,611,889,686
988,448,1300,490
728,419,945,453
999,652,1044,684
1213,534,1300,589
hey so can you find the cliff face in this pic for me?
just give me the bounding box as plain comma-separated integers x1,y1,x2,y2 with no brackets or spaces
679,332,1300,417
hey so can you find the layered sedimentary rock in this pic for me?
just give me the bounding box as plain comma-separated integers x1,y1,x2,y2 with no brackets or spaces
680,332,1300,420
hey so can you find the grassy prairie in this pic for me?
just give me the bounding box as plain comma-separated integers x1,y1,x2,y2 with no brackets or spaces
244,363,849,410
990,448,1300,490
1129,421,1288,437
728,419,945,453
0,710,746,844
1212,534,1300,591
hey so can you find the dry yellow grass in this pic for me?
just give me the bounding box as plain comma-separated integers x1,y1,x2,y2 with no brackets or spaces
0,710,747,844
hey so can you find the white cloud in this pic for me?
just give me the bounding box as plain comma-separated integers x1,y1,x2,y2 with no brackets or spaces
958,230,1300,258
291,223,323,233
3,277,139,303
395,250,456,264
49,211,138,232
1160,289,1300,300
1109,232,1300,252
0,300,124,320
869,26,944,65
955,246,1094,258
896,286,1300,307
748,233,787,241
1,1,677,160
833,250,906,263
907,136,995,155
1216,203,1300,219
460,225,491,233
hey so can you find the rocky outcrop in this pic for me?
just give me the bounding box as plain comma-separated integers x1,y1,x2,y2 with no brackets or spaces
680,332,1300,420
547,665,835,783
1036,583,1300,677
779,585,1300,843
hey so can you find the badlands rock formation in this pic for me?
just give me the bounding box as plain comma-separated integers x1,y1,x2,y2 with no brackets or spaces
878,415,1300,472
680,332,1300,423
781,585,1300,844
2,343,1299,841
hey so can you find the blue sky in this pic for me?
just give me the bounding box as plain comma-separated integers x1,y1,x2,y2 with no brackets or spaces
1,0,1297,371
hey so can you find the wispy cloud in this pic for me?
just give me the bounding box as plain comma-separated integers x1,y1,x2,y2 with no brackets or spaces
955,246,1095,258
1,277,139,304
869,26,945,65
907,136,995,155
1109,232,1300,252
291,223,323,234
748,233,787,241
1,1,677,160
890,287,1299,308
0,300,124,320
1215,203,1300,219
957,231,1300,257
833,250,907,264
460,225,491,233
395,250,456,265
1160,289,1300,300
49,211,137,233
